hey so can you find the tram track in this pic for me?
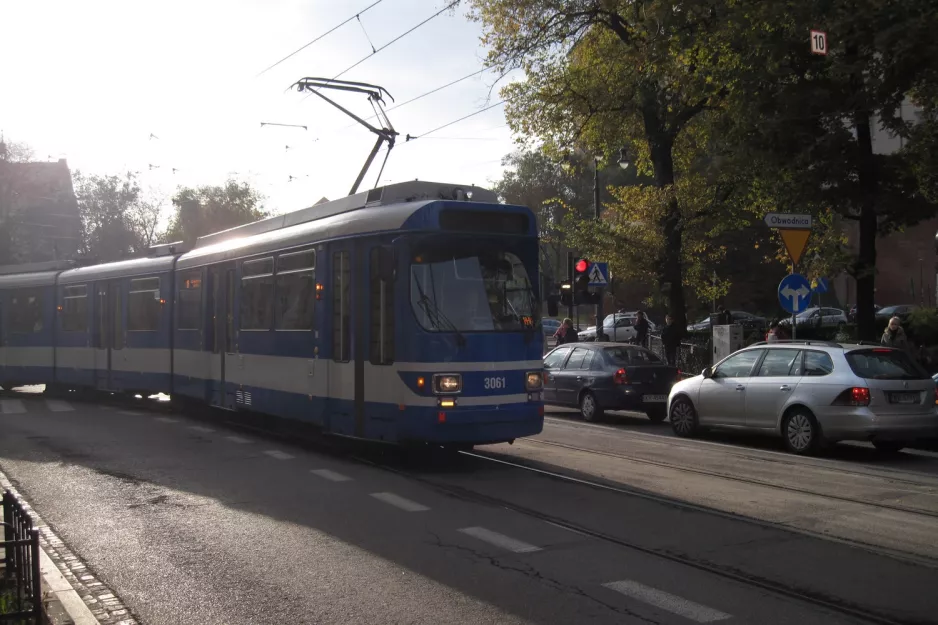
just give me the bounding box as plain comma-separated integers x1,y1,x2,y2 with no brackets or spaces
515,437,938,520
22,391,938,624
353,448,925,625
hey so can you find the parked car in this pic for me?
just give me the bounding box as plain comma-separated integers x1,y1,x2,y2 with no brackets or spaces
542,318,561,339
687,311,768,333
578,312,657,342
778,307,847,329
848,304,881,322
543,343,680,422
668,341,938,455
875,305,917,324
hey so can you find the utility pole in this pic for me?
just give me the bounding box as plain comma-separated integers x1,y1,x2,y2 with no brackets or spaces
566,250,574,322
593,156,605,340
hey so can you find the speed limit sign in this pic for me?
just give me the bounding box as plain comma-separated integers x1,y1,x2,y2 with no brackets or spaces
811,29,828,55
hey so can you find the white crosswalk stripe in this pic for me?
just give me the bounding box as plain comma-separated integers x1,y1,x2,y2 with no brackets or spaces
44,399,74,412
311,469,353,482
118,410,142,416
225,436,251,444
0,399,26,414
155,417,179,423
370,492,429,512
457,527,541,553
602,580,731,623
188,426,214,433
263,450,294,460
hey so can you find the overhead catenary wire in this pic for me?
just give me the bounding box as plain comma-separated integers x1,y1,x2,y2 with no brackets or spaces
407,100,506,141
256,0,388,77
301,0,460,102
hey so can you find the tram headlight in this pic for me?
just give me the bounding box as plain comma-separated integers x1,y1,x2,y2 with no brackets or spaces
525,371,543,391
433,374,462,394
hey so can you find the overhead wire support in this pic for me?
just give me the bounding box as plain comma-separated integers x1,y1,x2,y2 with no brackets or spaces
293,77,399,195
255,0,388,77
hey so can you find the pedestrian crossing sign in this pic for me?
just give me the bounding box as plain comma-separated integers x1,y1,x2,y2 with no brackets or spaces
587,262,609,287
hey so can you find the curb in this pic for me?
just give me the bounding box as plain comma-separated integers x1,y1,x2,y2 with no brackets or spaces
0,471,101,625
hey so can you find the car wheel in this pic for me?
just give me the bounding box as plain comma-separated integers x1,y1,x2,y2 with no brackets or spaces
782,409,822,455
872,440,905,454
579,391,603,422
669,397,698,437
645,406,667,423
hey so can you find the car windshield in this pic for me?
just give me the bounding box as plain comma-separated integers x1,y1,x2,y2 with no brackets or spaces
410,245,537,332
845,349,929,380
603,346,663,365
795,308,818,318
878,306,902,315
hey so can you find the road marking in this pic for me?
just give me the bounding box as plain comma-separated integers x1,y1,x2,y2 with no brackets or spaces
155,417,179,423
44,399,74,412
458,527,541,553
602,580,731,623
225,435,251,444
0,399,26,414
311,469,353,482
188,425,214,433
370,492,429,512
118,410,142,416
264,450,294,460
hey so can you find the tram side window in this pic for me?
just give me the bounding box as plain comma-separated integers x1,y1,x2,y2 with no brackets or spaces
369,247,395,365
332,251,351,362
275,250,315,331
10,289,43,334
128,277,162,332
241,257,274,330
61,285,88,332
177,272,202,330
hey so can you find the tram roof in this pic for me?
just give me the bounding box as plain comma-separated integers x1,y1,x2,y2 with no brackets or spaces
0,270,62,288
58,255,177,285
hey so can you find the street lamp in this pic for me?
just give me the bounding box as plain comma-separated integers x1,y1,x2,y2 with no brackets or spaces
618,147,630,170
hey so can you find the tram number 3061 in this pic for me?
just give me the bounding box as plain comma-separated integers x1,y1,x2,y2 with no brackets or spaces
483,376,507,390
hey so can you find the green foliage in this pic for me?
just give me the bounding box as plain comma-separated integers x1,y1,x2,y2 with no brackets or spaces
74,171,162,262
165,180,267,248
908,308,938,347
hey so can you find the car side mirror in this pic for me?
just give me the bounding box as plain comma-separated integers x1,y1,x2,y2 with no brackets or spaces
702,366,713,379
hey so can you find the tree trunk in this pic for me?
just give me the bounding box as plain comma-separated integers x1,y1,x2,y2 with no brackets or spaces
643,100,687,329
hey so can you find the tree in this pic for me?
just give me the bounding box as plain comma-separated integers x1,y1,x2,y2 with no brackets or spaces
165,180,267,248
74,171,157,262
470,0,743,327
718,0,938,339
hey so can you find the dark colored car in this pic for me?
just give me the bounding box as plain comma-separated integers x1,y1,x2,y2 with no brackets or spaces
848,304,881,322
543,342,680,423
876,305,917,324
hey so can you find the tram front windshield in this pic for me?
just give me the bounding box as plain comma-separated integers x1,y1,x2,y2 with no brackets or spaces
410,245,537,333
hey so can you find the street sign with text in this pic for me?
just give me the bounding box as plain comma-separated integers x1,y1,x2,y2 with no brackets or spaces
779,273,812,315
764,213,812,229
811,30,828,56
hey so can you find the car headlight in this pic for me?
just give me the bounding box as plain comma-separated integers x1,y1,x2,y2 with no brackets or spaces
525,371,543,391
433,374,462,394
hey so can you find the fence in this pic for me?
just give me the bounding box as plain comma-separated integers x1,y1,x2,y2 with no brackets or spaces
648,334,712,376
1,490,42,624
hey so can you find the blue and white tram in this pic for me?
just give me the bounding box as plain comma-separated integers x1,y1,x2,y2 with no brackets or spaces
0,182,545,446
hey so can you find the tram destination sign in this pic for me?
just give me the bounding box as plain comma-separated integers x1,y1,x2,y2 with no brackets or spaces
763,213,812,230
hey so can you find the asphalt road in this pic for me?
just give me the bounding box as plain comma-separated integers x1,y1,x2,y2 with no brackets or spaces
1,394,937,624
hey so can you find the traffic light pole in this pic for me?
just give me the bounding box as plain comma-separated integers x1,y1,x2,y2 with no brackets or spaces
567,251,575,322
594,160,606,341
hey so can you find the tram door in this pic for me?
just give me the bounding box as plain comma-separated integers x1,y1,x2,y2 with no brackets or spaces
327,243,365,436
93,281,123,390
207,264,236,408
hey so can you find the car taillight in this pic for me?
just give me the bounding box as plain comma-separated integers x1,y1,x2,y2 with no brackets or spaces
614,368,629,385
934,386,938,406
834,387,870,406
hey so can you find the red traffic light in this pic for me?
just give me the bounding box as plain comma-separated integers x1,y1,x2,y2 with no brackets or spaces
575,259,589,273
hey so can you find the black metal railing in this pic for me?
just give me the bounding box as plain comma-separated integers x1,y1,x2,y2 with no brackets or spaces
648,335,712,377
1,490,42,624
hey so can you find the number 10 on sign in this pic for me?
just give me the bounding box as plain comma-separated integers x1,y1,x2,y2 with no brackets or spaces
811,30,827,55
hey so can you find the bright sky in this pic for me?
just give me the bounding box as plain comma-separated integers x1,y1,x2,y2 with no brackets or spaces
0,0,518,215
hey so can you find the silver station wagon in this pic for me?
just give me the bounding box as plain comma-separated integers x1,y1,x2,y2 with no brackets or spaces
667,340,938,454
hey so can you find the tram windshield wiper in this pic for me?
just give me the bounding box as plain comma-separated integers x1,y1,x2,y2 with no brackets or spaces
412,274,466,346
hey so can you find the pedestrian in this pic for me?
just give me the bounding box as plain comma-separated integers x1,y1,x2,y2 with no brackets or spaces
633,310,650,348
881,316,910,352
660,314,682,366
553,318,579,345
766,321,781,343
